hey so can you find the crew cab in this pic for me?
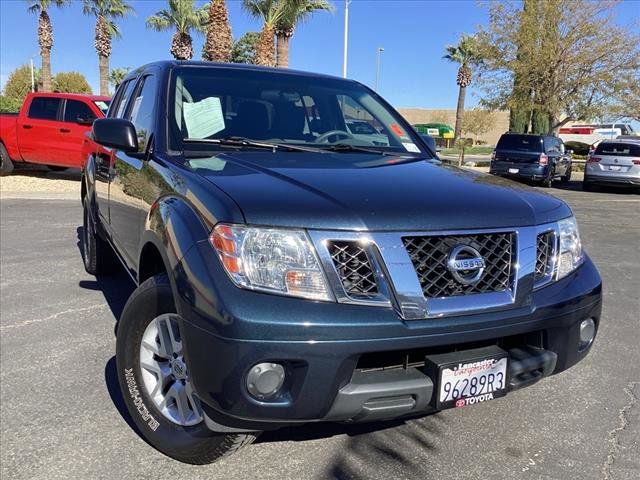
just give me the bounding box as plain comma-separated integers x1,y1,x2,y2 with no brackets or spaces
0,92,110,175
81,61,602,465
490,133,573,187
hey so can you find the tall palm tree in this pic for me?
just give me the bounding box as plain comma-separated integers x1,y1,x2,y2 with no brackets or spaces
275,0,333,68
146,0,209,61
26,0,68,92
242,0,286,67
443,35,480,142
203,0,233,62
82,0,134,96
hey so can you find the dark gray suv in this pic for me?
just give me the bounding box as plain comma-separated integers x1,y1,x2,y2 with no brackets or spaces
490,133,573,187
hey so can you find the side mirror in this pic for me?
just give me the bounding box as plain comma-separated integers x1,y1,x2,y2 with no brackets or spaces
436,147,442,153
92,118,138,152
76,116,95,126
566,149,574,155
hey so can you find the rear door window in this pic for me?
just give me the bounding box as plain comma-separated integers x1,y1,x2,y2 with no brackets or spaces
28,97,61,121
63,100,97,123
496,135,543,152
110,79,138,119
595,143,640,156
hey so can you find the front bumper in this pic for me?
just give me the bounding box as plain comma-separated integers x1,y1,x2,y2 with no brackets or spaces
173,244,602,431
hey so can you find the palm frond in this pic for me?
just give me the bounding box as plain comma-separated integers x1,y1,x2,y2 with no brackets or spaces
146,12,172,32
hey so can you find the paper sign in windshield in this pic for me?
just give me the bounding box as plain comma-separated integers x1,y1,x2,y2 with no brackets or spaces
402,142,420,153
183,97,225,139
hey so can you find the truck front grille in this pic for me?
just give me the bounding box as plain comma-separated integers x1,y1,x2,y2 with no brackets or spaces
535,231,556,282
403,233,514,298
328,241,379,298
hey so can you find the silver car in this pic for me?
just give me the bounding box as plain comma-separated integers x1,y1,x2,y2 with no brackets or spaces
583,139,640,191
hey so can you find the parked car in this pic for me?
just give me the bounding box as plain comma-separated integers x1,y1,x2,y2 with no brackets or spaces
82,61,601,464
0,92,110,175
583,139,640,191
490,133,573,187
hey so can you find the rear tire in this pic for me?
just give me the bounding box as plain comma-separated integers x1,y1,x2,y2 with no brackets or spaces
82,196,117,275
0,143,14,176
116,273,259,464
582,181,595,192
540,174,553,188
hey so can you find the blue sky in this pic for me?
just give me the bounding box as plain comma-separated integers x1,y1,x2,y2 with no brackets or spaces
0,0,638,112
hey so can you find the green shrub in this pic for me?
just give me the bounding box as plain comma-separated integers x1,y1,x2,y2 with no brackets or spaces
0,95,22,113
564,141,590,156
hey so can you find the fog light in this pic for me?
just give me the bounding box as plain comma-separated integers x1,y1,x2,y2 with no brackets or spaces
246,363,285,400
579,318,596,351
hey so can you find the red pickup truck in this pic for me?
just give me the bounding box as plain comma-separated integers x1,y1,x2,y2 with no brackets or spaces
0,92,110,175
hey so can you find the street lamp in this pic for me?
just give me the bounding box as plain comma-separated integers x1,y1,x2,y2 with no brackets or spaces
342,0,351,78
375,47,384,92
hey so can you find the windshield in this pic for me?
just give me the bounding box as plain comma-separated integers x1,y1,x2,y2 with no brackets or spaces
169,66,428,156
94,100,110,115
496,134,543,152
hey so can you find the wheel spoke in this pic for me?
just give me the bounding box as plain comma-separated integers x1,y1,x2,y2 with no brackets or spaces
155,318,175,359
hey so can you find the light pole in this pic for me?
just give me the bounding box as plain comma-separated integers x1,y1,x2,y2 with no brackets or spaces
342,0,351,78
375,47,384,92
30,57,35,92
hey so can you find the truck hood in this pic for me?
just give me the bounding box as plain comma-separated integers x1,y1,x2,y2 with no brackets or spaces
188,151,572,231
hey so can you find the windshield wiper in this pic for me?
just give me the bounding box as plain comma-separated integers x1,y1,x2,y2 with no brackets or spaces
183,137,328,154
320,143,400,156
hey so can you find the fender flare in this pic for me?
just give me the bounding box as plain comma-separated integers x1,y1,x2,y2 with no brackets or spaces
139,195,211,288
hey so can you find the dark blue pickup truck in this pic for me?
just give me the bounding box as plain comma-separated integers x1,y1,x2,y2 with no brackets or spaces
81,61,602,464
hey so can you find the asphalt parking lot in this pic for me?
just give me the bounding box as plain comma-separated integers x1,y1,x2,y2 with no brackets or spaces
1,176,638,480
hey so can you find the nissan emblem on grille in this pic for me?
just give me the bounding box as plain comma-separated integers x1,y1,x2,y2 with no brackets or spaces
447,245,486,286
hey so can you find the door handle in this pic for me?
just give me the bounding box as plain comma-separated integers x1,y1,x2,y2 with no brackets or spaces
22,124,33,129
60,128,71,133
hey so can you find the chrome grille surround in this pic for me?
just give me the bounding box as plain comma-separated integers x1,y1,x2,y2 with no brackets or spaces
308,221,562,319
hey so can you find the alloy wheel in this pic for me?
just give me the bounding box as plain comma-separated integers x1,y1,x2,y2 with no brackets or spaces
139,314,204,426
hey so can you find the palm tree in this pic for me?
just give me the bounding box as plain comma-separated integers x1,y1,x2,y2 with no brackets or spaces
82,0,134,96
146,0,209,61
203,0,233,62
275,0,333,68
26,0,68,92
242,0,285,67
443,34,480,142
108,67,130,89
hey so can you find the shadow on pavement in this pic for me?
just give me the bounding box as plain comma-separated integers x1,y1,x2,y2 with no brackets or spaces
76,226,134,333
258,412,445,479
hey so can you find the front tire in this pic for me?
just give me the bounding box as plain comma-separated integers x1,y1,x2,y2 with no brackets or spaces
0,143,14,176
82,196,116,275
561,166,572,183
116,274,259,464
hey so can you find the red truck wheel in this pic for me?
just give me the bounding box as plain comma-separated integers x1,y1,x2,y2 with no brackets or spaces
0,143,14,176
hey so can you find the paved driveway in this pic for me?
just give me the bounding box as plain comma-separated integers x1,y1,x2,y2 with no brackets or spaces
1,179,638,480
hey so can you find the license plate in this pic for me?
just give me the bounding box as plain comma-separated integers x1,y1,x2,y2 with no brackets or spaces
425,346,508,410
508,168,519,174
609,165,622,171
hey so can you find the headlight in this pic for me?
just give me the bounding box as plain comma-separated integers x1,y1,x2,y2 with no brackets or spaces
210,224,332,301
557,216,584,279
